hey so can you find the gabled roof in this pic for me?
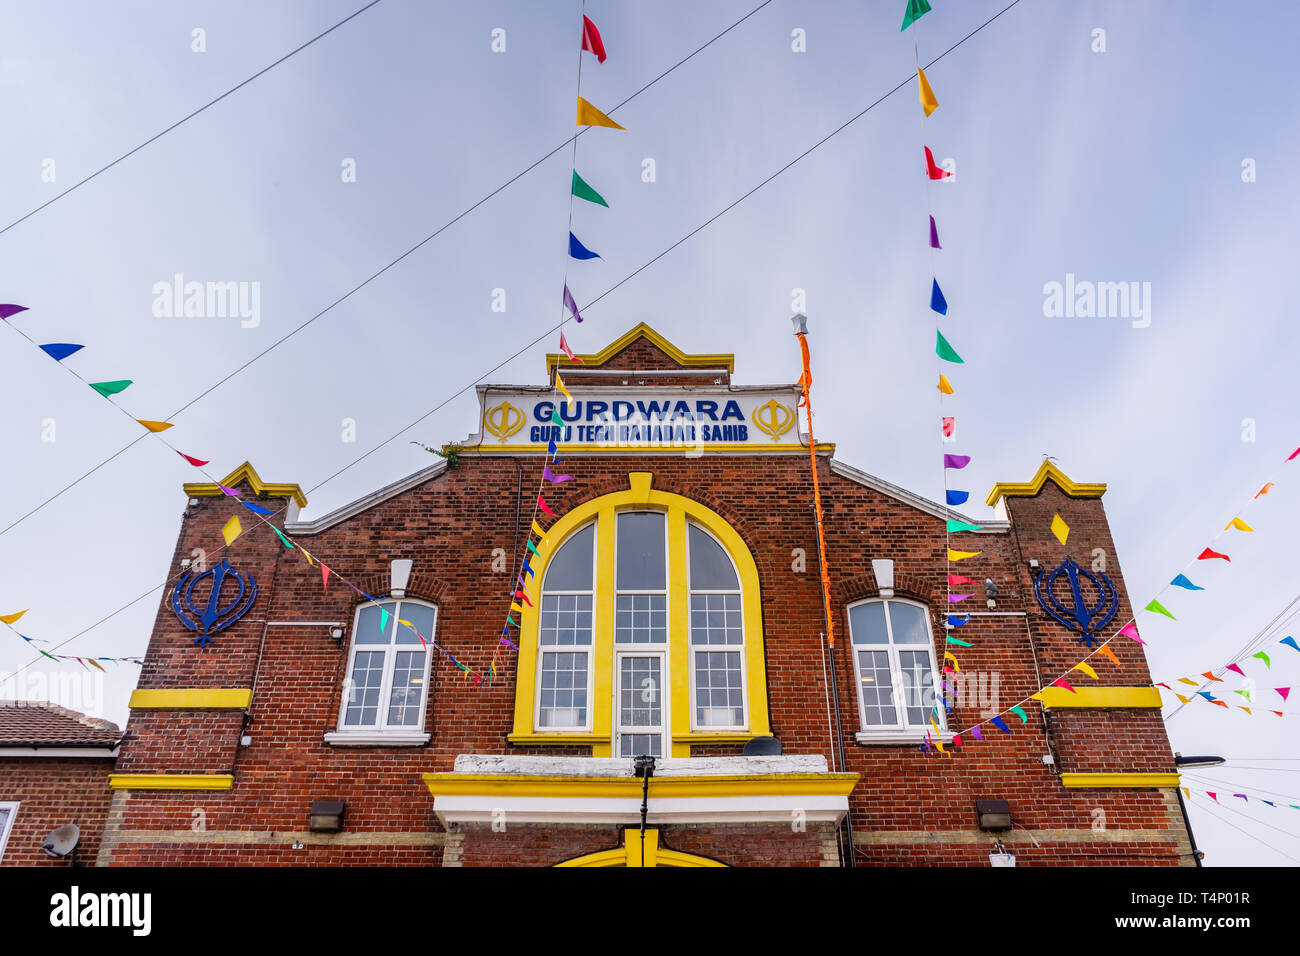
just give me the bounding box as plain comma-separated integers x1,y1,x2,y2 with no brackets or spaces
545,322,735,375
183,461,308,508
985,461,1107,507
0,701,121,747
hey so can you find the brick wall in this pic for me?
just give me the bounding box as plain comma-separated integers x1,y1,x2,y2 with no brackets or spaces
0,757,115,866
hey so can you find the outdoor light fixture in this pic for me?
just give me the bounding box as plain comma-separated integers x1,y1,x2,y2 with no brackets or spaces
308,800,345,833
390,559,413,598
976,799,1012,831
989,840,1017,867
872,559,895,598
1174,754,1225,769
984,577,998,609
791,312,808,335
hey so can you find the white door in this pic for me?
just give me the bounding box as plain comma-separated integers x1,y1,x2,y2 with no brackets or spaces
615,652,666,758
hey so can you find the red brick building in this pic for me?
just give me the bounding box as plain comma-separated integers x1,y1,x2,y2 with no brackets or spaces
98,324,1193,866
0,701,120,866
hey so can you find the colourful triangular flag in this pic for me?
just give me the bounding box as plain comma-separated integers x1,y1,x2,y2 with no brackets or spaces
929,215,942,249
991,716,1011,734
943,454,970,470
543,464,572,483
136,419,174,432
946,490,969,506
240,500,273,516
571,170,609,207
562,283,585,324
1277,687,1291,701
948,593,974,602
1073,662,1099,680
538,494,555,517
556,375,575,409
218,485,241,497
558,330,584,364
568,232,601,260
1010,705,1028,724
1252,651,1271,669
901,0,932,31
937,374,954,394
1097,644,1122,667
576,96,624,129
948,549,981,561
1198,547,1230,561
1280,636,1300,652
946,636,972,646
1051,677,1077,694
971,725,984,741
924,145,951,180
1256,482,1275,498
936,330,964,363
1145,599,1176,620
39,343,83,361
221,515,242,546
1225,517,1255,532
581,15,607,62
177,452,209,467
1119,622,1144,644
271,526,295,550
1170,574,1203,590
0,609,29,625
321,565,331,590
89,380,132,397
917,67,938,116
948,573,976,586
930,279,948,315
0,304,29,319
1226,662,1246,676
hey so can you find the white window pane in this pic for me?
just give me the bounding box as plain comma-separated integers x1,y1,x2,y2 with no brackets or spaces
619,734,661,758
539,652,588,726
395,602,436,645
689,593,742,645
540,594,593,646
355,603,395,644
616,594,667,644
387,651,427,725
693,650,744,726
616,512,666,590
899,650,937,726
889,602,930,645
849,602,888,644
544,524,594,591
344,650,385,726
619,656,662,726
688,524,738,590
857,650,896,726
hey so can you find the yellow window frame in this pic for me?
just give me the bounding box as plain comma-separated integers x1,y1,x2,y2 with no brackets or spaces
509,472,771,756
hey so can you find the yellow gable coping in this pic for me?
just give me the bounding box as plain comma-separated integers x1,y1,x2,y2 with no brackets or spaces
183,460,307,508
986,460,1106,507
545,322,735,375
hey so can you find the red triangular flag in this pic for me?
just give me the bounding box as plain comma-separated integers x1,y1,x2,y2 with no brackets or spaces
1207,791,1218,802
948,573,977,586
178,452,209,467
1051,677,1077,694
1198,547,1230,562
558,330,585,364
924,146,951,180
1288,445,1300,461
581,15,607,63
538,494,556,517
321,565,331,590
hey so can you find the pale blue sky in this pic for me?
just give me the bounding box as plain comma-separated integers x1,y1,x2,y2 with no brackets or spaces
2,0,1298,865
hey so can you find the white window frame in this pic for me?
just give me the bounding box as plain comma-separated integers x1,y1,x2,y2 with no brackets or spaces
847,598,946,744
0,802,18,863
534,521,597,733
613,648,669,758
686,522,748,732
613,510,670,647
326,598,437,746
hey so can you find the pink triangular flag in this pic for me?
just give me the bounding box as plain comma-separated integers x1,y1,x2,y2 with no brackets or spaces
1226,663,1246,677
1119,622,1145,644
1277,687,1291,702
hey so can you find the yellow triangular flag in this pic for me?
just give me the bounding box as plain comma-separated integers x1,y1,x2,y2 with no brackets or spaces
1239,706,1252,714
948,549,981,561
136,419,174,432
930,720,947,753
943,650,960,672
576,96,625,130
300,548,315,567
1181,787,1190,798
510,602,524,614
0,608,29,625
221,515,242,547
936,374,954,394
1226,517,1255,532
1073,662,1099,680
1051,513,1069,545
917,67,939,116
1175,693,1192,704
1178,677,1199,686
531,519,547,540
556,375,574,408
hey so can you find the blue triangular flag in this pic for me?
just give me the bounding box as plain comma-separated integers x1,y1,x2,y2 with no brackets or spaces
240,501,274,516
548,439,558,457
946,490,969,506
522,559,534,577
1170,574,1204,591
990,716,1011,734
1264,801,1275,807
39,343,84,361
946,615,969,628
569,232,601,260
1280,636,1300,652
1195,691,1216,701
930,279,948,315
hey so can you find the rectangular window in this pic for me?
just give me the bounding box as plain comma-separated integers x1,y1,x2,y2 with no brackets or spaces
0,802,17,863
617,653,664,757
338,600,437,735
848,600,941,734
539,651,590,728
693,650,744,727
615,513,667,645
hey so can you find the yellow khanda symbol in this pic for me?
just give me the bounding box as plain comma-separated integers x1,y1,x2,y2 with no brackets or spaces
751,399,795,441
485,400,525,443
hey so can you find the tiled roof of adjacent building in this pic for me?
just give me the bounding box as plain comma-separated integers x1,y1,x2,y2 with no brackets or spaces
0,700,121,747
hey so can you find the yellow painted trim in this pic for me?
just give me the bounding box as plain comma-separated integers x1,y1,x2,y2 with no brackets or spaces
545,322,734,375
985,461,1107,507
129,688,253,710
423,772,859,800
510,472,772,752
673,733,761,748
556,829,727,867
183,460,307,508
109,774,235,791
1036,687,1163,709
1059,773,1181,790
463,443,834,456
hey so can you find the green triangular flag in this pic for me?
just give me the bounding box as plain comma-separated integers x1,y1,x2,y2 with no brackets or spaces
946,520,983,532
1252,651,1271,669
901,0,932,31
271,527,295,550
1145,598,1176,620
551,407,563,427
936,331,964,364
945,636,971,646
89,380,132,397
526,538,543,558
572,170,609,208
39,649,59,661
379,607,389,634
1010,705,1028,724
507,615,519,628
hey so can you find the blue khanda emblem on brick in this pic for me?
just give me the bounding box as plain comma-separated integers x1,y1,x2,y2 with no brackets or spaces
171,559,258,646
1034,557,1118,648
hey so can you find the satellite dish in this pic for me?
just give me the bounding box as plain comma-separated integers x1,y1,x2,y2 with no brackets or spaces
42,824,80,858
742,736,782,756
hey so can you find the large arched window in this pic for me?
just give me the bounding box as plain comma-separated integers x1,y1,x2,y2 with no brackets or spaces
328,598,437,746
511,472,769,757
846,598,942,739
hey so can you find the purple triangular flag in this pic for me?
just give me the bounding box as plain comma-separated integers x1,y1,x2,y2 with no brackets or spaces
929,215,941,249
0,304,29,320
971,725,984,741
944,454,971,470
562,283,585,323
543,464,573,483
